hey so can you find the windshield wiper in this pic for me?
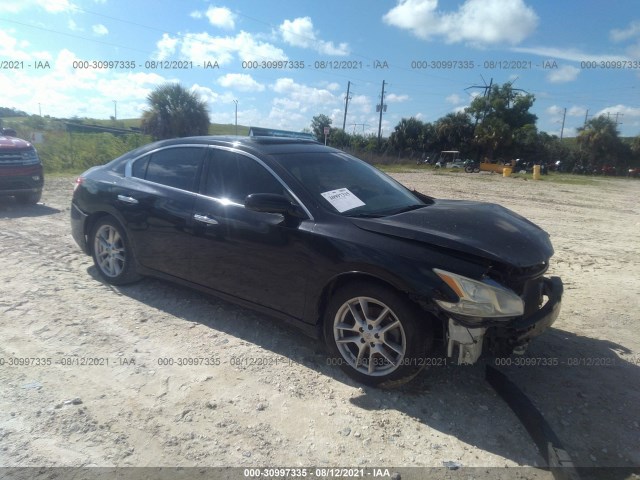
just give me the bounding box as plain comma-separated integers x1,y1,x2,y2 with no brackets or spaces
387,204,426,215
345,212,385,218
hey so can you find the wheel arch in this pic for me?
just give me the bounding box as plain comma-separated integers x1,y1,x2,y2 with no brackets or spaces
314,271,435,333
84,210,128,255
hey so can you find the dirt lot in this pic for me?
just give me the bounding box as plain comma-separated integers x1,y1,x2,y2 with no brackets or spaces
0,170,639,477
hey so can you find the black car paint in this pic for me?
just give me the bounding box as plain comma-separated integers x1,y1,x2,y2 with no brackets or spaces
71,136,561,345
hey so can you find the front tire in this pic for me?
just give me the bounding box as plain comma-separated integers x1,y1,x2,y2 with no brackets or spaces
16,191,42,205
90,217,140,285
323,283,432,388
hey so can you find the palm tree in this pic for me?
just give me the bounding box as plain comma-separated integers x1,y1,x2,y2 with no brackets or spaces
141,83,210,140
577,115,623,169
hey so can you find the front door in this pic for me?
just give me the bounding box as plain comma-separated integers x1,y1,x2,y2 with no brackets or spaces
188,148,313,319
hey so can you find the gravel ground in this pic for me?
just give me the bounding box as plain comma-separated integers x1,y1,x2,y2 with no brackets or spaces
0,170,639,478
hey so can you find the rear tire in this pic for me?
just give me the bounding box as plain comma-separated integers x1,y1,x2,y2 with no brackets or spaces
90,217,141,285
323,282,432,388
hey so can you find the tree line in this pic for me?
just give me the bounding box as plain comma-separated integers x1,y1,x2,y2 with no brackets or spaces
313,82,640,174
2,81,639,174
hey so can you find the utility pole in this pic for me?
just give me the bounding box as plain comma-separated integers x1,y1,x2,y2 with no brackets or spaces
584,109,590,126
113,100,117,121
342,81,352,131
465,77,493,125
233,99,238,135
613,112,624,127
560,107,566,140
377,80,387,143
465,77,493,161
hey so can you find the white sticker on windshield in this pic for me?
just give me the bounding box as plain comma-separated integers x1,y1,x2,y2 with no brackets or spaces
320,188,365,213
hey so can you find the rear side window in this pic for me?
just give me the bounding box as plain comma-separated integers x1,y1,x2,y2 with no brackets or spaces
137,147,205,192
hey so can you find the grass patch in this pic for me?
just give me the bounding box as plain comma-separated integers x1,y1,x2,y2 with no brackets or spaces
45,170,86,178
375,164,423,173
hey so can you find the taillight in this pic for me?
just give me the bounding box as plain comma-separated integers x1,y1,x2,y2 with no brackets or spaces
74,176,83,192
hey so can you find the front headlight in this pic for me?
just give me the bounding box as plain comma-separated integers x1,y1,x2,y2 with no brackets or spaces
434,268,524,318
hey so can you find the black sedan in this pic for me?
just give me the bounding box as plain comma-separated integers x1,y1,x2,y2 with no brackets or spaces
71,136,562,387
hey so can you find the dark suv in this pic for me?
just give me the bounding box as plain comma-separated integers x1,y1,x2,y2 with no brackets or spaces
0,130,44,205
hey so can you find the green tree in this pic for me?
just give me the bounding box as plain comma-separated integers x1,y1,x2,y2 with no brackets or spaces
576,115,624,169
311,114,332,140
389,117,424,158
466,82,537,159
329,128,351,148
433,112,474,154
141,83,210,140
628,135,640,164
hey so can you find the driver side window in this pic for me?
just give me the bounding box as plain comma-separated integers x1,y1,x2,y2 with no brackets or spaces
205,149,286,203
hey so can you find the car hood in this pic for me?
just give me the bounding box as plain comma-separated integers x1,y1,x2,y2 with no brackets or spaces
350,199,554,267
0,136,32,149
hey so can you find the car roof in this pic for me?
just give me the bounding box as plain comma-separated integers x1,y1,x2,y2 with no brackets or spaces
142,135,331,156
105,135,335,171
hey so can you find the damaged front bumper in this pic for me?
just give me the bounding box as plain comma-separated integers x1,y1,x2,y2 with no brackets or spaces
446,276,563,365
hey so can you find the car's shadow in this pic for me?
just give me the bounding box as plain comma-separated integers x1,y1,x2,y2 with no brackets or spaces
94,270,639,477
0,197,60,218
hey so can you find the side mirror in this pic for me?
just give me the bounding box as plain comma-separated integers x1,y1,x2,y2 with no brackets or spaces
244,193,306,219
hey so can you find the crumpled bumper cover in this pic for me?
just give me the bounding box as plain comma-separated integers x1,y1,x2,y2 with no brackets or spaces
486,276,563,354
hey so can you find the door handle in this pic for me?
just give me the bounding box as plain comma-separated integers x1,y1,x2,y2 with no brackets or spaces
117,194,139,204
193,213,219,225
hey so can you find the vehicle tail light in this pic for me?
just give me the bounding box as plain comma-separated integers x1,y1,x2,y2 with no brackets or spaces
74,176,83,192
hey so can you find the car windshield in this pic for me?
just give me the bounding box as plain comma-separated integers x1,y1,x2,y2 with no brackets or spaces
274,151,426,217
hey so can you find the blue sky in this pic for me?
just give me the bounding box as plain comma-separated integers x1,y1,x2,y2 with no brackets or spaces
1,0,639,137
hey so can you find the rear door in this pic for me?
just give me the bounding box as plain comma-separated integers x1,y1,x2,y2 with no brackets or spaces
119,145,207,279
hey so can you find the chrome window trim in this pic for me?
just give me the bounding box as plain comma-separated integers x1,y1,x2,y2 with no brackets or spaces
125,143,314,221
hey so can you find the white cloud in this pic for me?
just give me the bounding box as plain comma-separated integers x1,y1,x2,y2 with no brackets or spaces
568,106,586,117
68,19,81,31
596,104,640,120
383,0,538,46
547,65,580,83
0,0,76,13
610,21,640,59
40,0,75,12
279,17,349,55
386,93,409,103
446,93,462,105
0,29,49,61
271,78,339,111
0,47,174,119
92,24,108,36
205,6,236,30
610,21,640,42
154,33,178,61
350,95,373,115
511,46,629,62
217,73,265,92
172,31,287,64
191,83,235,106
